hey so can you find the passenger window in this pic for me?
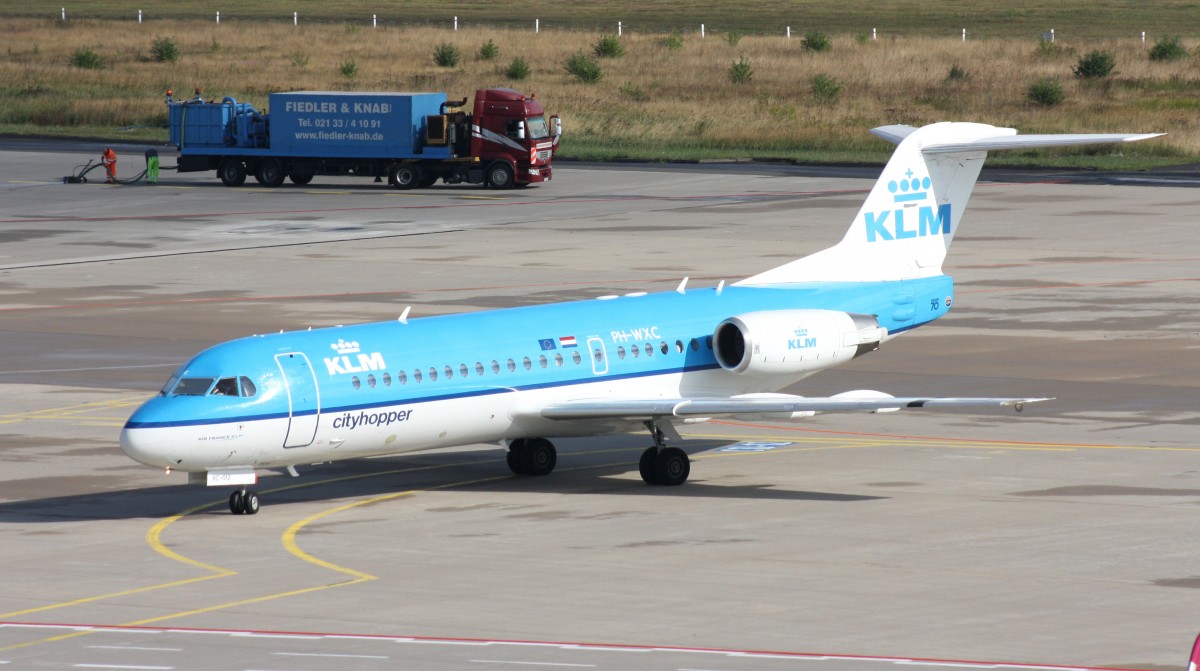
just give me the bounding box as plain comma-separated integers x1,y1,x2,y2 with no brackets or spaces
616,346,626,360
522,356,532,370
367,374,377,388
554,353,564,366
491,360,501,374
690,338,699,351
413,369,422,383
538,355,548,368
352,376,361,390
705,335,713,350
429,367,438,381
476,362,485,376
382,372,392,386
644,344,653,358
398,370,408,384
461,364,470,377
507,358,516,372
444,365,453,379
593,348,604,363
239,376,257,397
631,346,640,358
660,341,669,355
572,351,582,365
675,340,684,353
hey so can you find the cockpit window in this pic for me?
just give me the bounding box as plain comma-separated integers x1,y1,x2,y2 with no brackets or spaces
211,377,239,396
526,115,550,140
239,376,257,397
159,374,181,397
173,377,215,396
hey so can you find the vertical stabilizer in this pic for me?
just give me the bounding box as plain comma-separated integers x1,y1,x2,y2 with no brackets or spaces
737,122,1162,286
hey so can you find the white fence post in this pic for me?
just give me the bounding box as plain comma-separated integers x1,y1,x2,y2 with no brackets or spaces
372,14,376,28
700,23,705,38
138,9,142,23
454,16,458,31
293,11,297,26
535,18,539,33
872,27,877,40
618,21,622,37
1141,30,1146,44
961,28,966,42
1050,28,1055,42
786,26,790,39
61,7,65,21
216,11,220,25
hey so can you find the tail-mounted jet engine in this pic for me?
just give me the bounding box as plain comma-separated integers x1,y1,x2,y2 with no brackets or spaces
713,310,885,377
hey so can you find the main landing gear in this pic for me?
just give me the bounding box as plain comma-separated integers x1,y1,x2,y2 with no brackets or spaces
505,420,691,486
638,420,690,486
229,488,260,515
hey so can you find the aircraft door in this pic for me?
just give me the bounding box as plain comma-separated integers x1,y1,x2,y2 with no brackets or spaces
587,336,608,375
274,352,321,448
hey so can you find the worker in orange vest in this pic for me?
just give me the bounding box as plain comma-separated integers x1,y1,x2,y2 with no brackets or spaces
101,147,117,183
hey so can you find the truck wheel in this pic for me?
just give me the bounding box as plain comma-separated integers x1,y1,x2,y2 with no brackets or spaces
255,159,285,188
389,164,419,190
288,172,313,186
218,159,247,187
486,162,514,189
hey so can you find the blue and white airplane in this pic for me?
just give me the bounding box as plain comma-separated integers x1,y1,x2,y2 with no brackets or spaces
120,122,1161,514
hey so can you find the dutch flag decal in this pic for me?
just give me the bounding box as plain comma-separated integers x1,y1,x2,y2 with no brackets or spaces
559,336,578,348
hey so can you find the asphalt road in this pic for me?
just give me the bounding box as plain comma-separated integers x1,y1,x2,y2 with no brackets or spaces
1,140,1198,671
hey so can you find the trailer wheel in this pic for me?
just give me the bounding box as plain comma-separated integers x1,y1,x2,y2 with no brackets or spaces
218,159,247,187
485,162,514,189
255,159,285,188
389,164,420,190
288,172,313,186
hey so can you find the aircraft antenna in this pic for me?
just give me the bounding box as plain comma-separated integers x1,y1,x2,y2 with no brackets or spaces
716,280,725,295
399,306,412,324
676,277,689,294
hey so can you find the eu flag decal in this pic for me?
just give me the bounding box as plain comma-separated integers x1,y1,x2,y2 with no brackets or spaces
538,338,557,351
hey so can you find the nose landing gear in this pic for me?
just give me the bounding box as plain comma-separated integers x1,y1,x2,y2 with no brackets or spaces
229,488,261,515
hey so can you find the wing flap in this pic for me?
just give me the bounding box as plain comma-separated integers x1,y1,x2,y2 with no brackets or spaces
539,394,1050,421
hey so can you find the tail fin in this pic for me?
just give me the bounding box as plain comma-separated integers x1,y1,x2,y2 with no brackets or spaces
738,122,1162,285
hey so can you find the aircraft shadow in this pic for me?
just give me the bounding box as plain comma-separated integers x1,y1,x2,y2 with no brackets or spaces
0,436,885,523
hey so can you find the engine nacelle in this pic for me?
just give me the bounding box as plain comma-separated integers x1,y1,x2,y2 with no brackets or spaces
713,309,884,376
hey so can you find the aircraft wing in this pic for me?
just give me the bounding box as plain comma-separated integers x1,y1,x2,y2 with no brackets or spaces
539,393,1049,421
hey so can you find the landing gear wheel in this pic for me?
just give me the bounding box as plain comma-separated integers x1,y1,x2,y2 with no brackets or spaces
523,438,557,476
506,438,529,475
229,490,245,514
288,171,313,186
242,490,260,515
390,164,420,190
485,162,514,189
255,158,285,187
639,446,659,485
218,159,247,187
652,447,690,486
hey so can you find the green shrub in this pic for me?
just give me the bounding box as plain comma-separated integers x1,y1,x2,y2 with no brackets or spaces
620,82,648,101
1073,50,1115,78
1027,77,1064,106
505,56,530,80
810,73,842,103
946,64,970,82
593,34,624,58
291,52,309,68
151,36,180,63
724,30,743,47
729,56,753,84
477,39,499,61
1036,39,1067,58
565,51,603,83
661,31,683,51
802,30,832,52
1149,36,1188,62
434,43,461,67
339,59,357,78
70,47,103,69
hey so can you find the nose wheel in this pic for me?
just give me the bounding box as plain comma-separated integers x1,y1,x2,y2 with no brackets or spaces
229,489,260,515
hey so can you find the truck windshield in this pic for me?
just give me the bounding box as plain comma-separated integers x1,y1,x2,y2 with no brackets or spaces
526,116,550,140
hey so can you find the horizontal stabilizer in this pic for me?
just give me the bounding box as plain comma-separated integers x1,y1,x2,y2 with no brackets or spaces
539,395,1050,421
921,132,1164,155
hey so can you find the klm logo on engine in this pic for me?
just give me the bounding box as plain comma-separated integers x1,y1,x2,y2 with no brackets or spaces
865,169,951,243
324,339,386,376
788,327,817,350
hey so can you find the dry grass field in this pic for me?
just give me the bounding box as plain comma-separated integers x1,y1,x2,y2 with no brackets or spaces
2,15,1199,165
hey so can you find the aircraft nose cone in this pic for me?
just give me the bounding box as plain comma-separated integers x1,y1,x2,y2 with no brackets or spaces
120,424,170,468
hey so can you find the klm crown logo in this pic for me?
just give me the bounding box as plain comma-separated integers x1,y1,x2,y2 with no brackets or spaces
330,339,360,355
865,167,951,243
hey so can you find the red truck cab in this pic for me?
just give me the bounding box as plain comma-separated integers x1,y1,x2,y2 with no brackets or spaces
469,88,560,187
